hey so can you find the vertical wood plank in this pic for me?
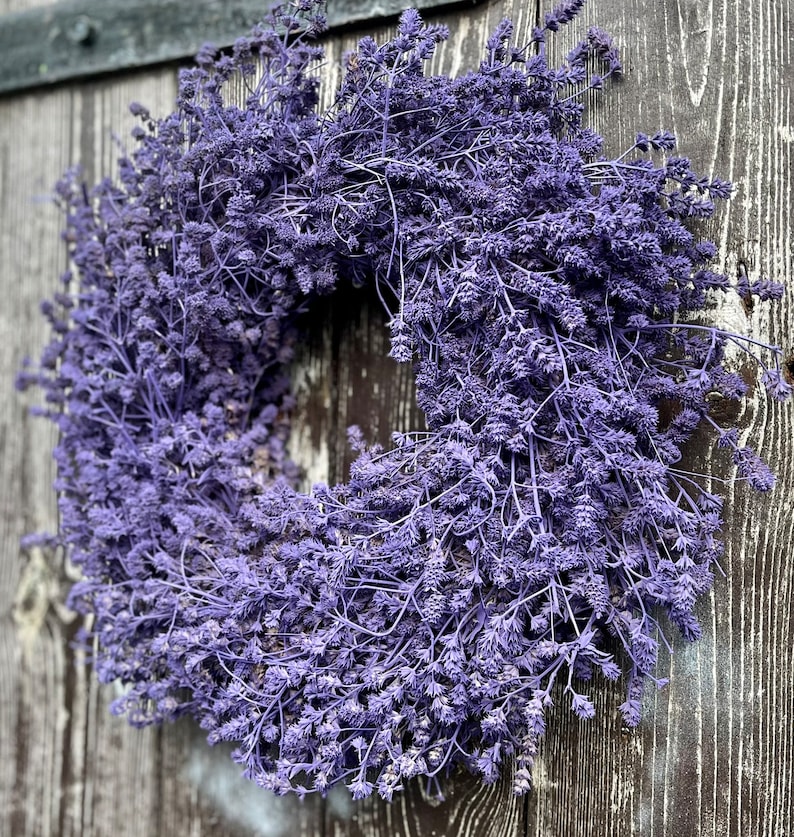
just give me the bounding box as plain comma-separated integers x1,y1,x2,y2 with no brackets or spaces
310,4,535,834
523,2,794,836
291,283,427,488
1,83,80,837
0,54,327,835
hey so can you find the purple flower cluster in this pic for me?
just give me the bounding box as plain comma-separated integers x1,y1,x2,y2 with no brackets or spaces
19,0,789,799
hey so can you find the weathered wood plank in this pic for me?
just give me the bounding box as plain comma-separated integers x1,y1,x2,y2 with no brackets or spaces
524,2,794,836
325,770,527,837
312,5,534,834
1,83,77,837
0,0,488,95
0,60,326,837
291,283,428,490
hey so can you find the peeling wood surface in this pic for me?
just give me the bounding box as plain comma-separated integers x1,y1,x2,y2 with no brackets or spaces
1,1,793,835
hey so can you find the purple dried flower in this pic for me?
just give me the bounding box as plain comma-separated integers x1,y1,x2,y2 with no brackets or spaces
18,1,788,800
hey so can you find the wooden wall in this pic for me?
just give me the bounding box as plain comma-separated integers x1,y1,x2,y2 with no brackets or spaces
1,1,792,834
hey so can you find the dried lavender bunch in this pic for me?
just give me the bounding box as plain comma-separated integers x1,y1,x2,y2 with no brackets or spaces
19,0,789,800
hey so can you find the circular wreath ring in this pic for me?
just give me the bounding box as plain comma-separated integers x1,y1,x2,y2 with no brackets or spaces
22,2,789,800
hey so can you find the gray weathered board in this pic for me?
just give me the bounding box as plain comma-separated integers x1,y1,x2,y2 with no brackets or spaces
1,0,792,835
0,0,485,94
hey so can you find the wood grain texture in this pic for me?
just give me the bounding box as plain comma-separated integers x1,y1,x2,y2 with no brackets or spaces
527,2,794,836
1,0,792,835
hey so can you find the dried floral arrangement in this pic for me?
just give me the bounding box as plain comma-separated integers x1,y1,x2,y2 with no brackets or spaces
19,0,790,800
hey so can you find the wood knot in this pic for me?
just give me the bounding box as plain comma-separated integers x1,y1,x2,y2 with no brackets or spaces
783,353,794,385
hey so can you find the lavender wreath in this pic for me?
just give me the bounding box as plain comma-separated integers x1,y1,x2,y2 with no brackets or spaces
20,0,790,800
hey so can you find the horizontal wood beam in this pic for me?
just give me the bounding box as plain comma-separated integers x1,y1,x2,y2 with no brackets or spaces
0,0,483,95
